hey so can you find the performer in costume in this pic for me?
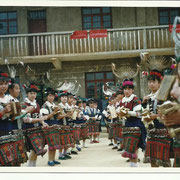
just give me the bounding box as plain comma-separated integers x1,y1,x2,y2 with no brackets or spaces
82,99,89,114
66,93,78,155
77,99,89,148
114,89,125,152
86,98,100,143
22,83,48,167
40,87,61,166
161,59,180,167
102,96,117,147
6,79,31,166
142,70,171,167
57,91,72,160
119,79,146,167
93,100,102,143
0,72,26,166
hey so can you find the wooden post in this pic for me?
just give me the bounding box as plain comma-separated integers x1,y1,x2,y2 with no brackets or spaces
51,58,62,70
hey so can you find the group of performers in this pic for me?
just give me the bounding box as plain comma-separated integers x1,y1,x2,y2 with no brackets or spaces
0,71,102,167
0,58,180,168
102,60,180,167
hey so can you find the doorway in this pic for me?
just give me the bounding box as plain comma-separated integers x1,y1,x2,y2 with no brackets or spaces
28,10,46,55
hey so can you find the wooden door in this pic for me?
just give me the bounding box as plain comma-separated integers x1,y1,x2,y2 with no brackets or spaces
28,10,46,55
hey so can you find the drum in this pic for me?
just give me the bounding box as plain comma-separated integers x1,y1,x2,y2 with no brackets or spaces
121,127,141,159
72,126,81,143
59,125,74,149
108,123,117,139
87,120,100,136
80,124,88,140
42,125,61,151
0,131,27,166
115,122,123,141
173,136,180,167
145,128,171,166
25,127,47,156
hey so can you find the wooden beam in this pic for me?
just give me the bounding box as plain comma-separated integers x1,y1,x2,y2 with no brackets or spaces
0,48,174,65
50,58,62,70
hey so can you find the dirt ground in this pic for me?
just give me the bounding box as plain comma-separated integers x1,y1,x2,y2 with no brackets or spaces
21,128,154,168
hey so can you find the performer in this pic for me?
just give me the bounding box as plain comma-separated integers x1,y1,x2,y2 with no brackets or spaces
114,89,124,152
73,99,88,149
93,100,102,142
77,99,89,148
66,93,78,154
142,70,171,167
81,98,90,148
22,83,48,167
86,99,100,143
119,79,146,167
161,60,180,167
40,88,61,166
57,91,72,160
0,72,26,166
102,96,117,147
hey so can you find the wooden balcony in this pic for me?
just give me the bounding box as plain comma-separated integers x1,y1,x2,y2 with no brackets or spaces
0,25,175,66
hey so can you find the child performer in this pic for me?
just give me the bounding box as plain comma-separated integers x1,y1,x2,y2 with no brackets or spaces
94,100,102,143
86,99,99,143
0,72,20,166
119,79,146,167
41,88,61,166
57,91,72,160
66,93,78,155
102,96,117,148
22,84,48,167
142,70,171,167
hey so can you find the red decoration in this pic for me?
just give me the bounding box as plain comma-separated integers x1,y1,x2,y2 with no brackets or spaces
142,71,149,77
0,73,8,77
122,81,134,87
30,84,40,91
169,24,180,33
150,71,162,79
171,64,177,69
70,30,88,39
90,29,107,38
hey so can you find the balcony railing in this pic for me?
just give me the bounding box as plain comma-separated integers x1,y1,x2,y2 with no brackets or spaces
0,25,174,58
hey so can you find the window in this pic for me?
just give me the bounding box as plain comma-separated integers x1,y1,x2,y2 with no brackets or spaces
82,7,112,30
159,8,180,25
28,10,46,20
85,71,115,99
0,11,17,35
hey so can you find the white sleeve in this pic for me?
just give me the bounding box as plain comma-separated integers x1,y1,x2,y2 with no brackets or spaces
102,110,108,117
116,106,120,113
133,104,142,112
98,115,102,120
84,115,90,120
127,111,141,118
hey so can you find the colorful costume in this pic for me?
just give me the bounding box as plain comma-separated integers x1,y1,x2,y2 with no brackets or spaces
58,102,74,149
22,98,47,156
120,94,147,159
41,101,60,151
0,95,27,166
142,92,171,167
86,106,100,137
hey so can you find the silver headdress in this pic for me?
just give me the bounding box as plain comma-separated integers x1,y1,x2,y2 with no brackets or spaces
140,53,173,71
112,63,140,80
56,80,81,95
102,82,122,97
